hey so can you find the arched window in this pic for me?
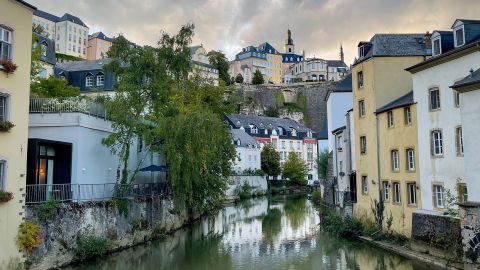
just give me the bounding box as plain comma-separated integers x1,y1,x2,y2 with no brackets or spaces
85,73,94,87
277,127,284,136
96,72,105,86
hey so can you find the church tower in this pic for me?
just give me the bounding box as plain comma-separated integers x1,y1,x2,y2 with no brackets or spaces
284,29,295,54
339,44,345,62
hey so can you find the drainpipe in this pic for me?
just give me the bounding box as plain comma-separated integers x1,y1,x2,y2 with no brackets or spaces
375,112,383,229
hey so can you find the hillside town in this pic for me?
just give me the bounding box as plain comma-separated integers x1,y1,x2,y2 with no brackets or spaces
1,0,480,269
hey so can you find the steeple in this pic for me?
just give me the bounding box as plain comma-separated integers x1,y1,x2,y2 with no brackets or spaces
339,44,344,62
283,28,295,54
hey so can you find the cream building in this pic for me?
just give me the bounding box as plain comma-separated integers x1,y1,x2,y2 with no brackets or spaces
352,34,430,228
87,31,112,60
189,45,219,85
33,10,89,59
0,0,35,267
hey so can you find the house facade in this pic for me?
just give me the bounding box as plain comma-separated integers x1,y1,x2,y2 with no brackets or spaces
352,34,430,224
406,19,480,211
55,58,116,92
87,31,112,60
33,10,89,59
226,114,318,181
33,32,56,78
326,73,352,152
231,45,268,84
375,92,421,236
189,45,219,85
0,0,35,267
230,129,261,173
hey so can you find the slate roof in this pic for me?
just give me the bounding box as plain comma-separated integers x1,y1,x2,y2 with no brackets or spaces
354,34,428,65
327,60,348,68
33,10,59,22
190,45,202,55
230,129,259,147
376,91,414,114
59,13,88,27
226,114,312,133
89,32,112,42
451,68,480,89
317,119,328,140
191,59,216,70
332,73,352,92
34,33,56,65
452,19,480,27
33,10,87,27
332,125,346,135
56,58,112,72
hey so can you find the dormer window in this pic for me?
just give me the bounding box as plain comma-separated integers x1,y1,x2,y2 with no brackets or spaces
454,26,465,47
291,128,297,137
359,46,365,58
432,38,441,56
85,74,94,87
250,125,258,134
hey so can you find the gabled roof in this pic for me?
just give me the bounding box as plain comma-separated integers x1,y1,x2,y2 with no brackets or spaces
230,129,259,147
324,73,352,101
354,34,428,66
34,33,56,65
89,32,112,42
257,42,279,54
317,119,328,140
59,13,88,27
452,19,480,28
450,68,480,90
190,45,202,55
332,125,346,135
376,91,414,114
327,60,348,68
226,114,312,133
33,10,59,22
56,58,112,72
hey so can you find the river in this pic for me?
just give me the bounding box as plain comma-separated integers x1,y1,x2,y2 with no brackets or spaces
66,195,436,270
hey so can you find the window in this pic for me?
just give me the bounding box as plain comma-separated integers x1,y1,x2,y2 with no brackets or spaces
337,135,343,150
387,111,394,128
391,150,399,171
0,160,5,190
250,125,258,134
281,141,285,149
359,46,365,57
393,182,401,203
289,141,293,150
455,27,465,47
0,95,7,121
406,149,415,171
297,141,300,150
362,176,368,195
359,100,365,117
137,137,143,153
432,38,441,56
433,184,444,208
0,26,12,60
407,183,416,205
85,75,93,87
40,43,47,57
360,136,367,154
404,107,411,125
453,90,460,108
73,45,76,52
455,126,464,156
69,34,72,41
457,183,468,203
357,71,364,88
383,181,390,201
429,88,441,110
431,130,443,156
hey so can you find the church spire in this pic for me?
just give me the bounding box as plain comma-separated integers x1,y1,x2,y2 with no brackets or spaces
339,44,344,62
284,28,295,53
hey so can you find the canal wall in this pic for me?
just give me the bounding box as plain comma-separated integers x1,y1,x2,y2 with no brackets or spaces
24,197,192,270
226,175,268,200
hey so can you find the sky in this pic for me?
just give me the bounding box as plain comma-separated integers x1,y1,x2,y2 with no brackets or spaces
28,0,480,65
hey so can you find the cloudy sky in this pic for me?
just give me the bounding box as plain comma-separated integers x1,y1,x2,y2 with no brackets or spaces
28,0,480,65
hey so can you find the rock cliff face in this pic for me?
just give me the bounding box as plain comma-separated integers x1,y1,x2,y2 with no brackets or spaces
235,82,333,132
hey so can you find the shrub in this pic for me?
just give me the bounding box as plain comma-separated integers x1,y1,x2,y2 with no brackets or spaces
131,218,149,231
152,225,167,240
38,198,60,221
320,208,363,239
0,121,15,132
311,191,322,206
115,198,129,217
74,234,108,260
237,181,253,200
0,190,14,202
16,221,42,253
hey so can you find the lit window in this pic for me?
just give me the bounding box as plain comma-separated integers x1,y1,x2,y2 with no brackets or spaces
391,150,399,171
85,75,94,87
393,182,401,203
404,107,411,125
406,149,415,171
360,136,367,154
383,181,390,201
455,126,464,156
362,176,368,195
387,111,394,128
429,88,441,110
433,184,444,208
407,183,416,205
0,26,12,60
97,74,105,86
431,130,443,156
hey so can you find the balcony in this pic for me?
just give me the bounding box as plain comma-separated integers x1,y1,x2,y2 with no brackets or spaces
29,97,108,119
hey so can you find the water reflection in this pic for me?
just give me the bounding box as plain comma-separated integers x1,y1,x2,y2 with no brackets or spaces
66,196,435,270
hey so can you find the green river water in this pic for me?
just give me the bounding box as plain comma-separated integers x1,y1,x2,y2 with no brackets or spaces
66,196,436,270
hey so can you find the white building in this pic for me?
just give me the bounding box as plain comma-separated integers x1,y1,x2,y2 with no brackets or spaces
327,60,349,81
289,58,328,82
33,33,56,79
33,10,89,59
406,19,480,211
189,45,219,85
226,114,318,181
230,128,261,173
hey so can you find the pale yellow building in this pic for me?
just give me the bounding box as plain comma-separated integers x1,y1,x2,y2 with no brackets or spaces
352,34,429,235
375,92,421,236
265,52,282,84
0,0,35,268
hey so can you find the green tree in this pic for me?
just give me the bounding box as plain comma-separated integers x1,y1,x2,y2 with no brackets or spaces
30,77,80,97
261,144,281,180
31,24,48,81
252,69,264,85
264,106,279,117
208,50,230,85
282,152,308,186
235,73,243,84
317,149,329,179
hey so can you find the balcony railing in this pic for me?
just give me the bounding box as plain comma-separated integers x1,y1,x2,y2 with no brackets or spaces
25,182,171,204
29,97,108,119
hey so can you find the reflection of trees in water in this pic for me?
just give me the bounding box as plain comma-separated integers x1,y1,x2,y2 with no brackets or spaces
261,208,282,244
283,196,307,230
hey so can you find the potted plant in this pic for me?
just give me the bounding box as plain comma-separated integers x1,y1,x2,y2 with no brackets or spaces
0,59,18,75
0,191,14,203
0,120,14,132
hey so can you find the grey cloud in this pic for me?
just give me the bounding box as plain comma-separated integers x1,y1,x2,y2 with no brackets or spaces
28,0,480,64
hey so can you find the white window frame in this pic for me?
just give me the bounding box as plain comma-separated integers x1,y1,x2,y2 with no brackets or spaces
429,88,441,111
432,37,441,56
357,71,364,88
387,111,394,128
383,181,390,201
453,90,460,108
359,100,365,117
454,26,465,47
391,150,399,171
360,136,367,154
97,74,105,86
393,182,401,203
362,175,368,195
407,183,416,205
407,149,415,171
0,26,12,60
456,126,464,156
404,107,411,125
85,75,94,87
433,184,444,208
431,130,443,156
0,94,8,122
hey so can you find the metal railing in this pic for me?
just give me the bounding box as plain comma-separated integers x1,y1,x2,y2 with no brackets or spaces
25,182,171,204
29,97,108,119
